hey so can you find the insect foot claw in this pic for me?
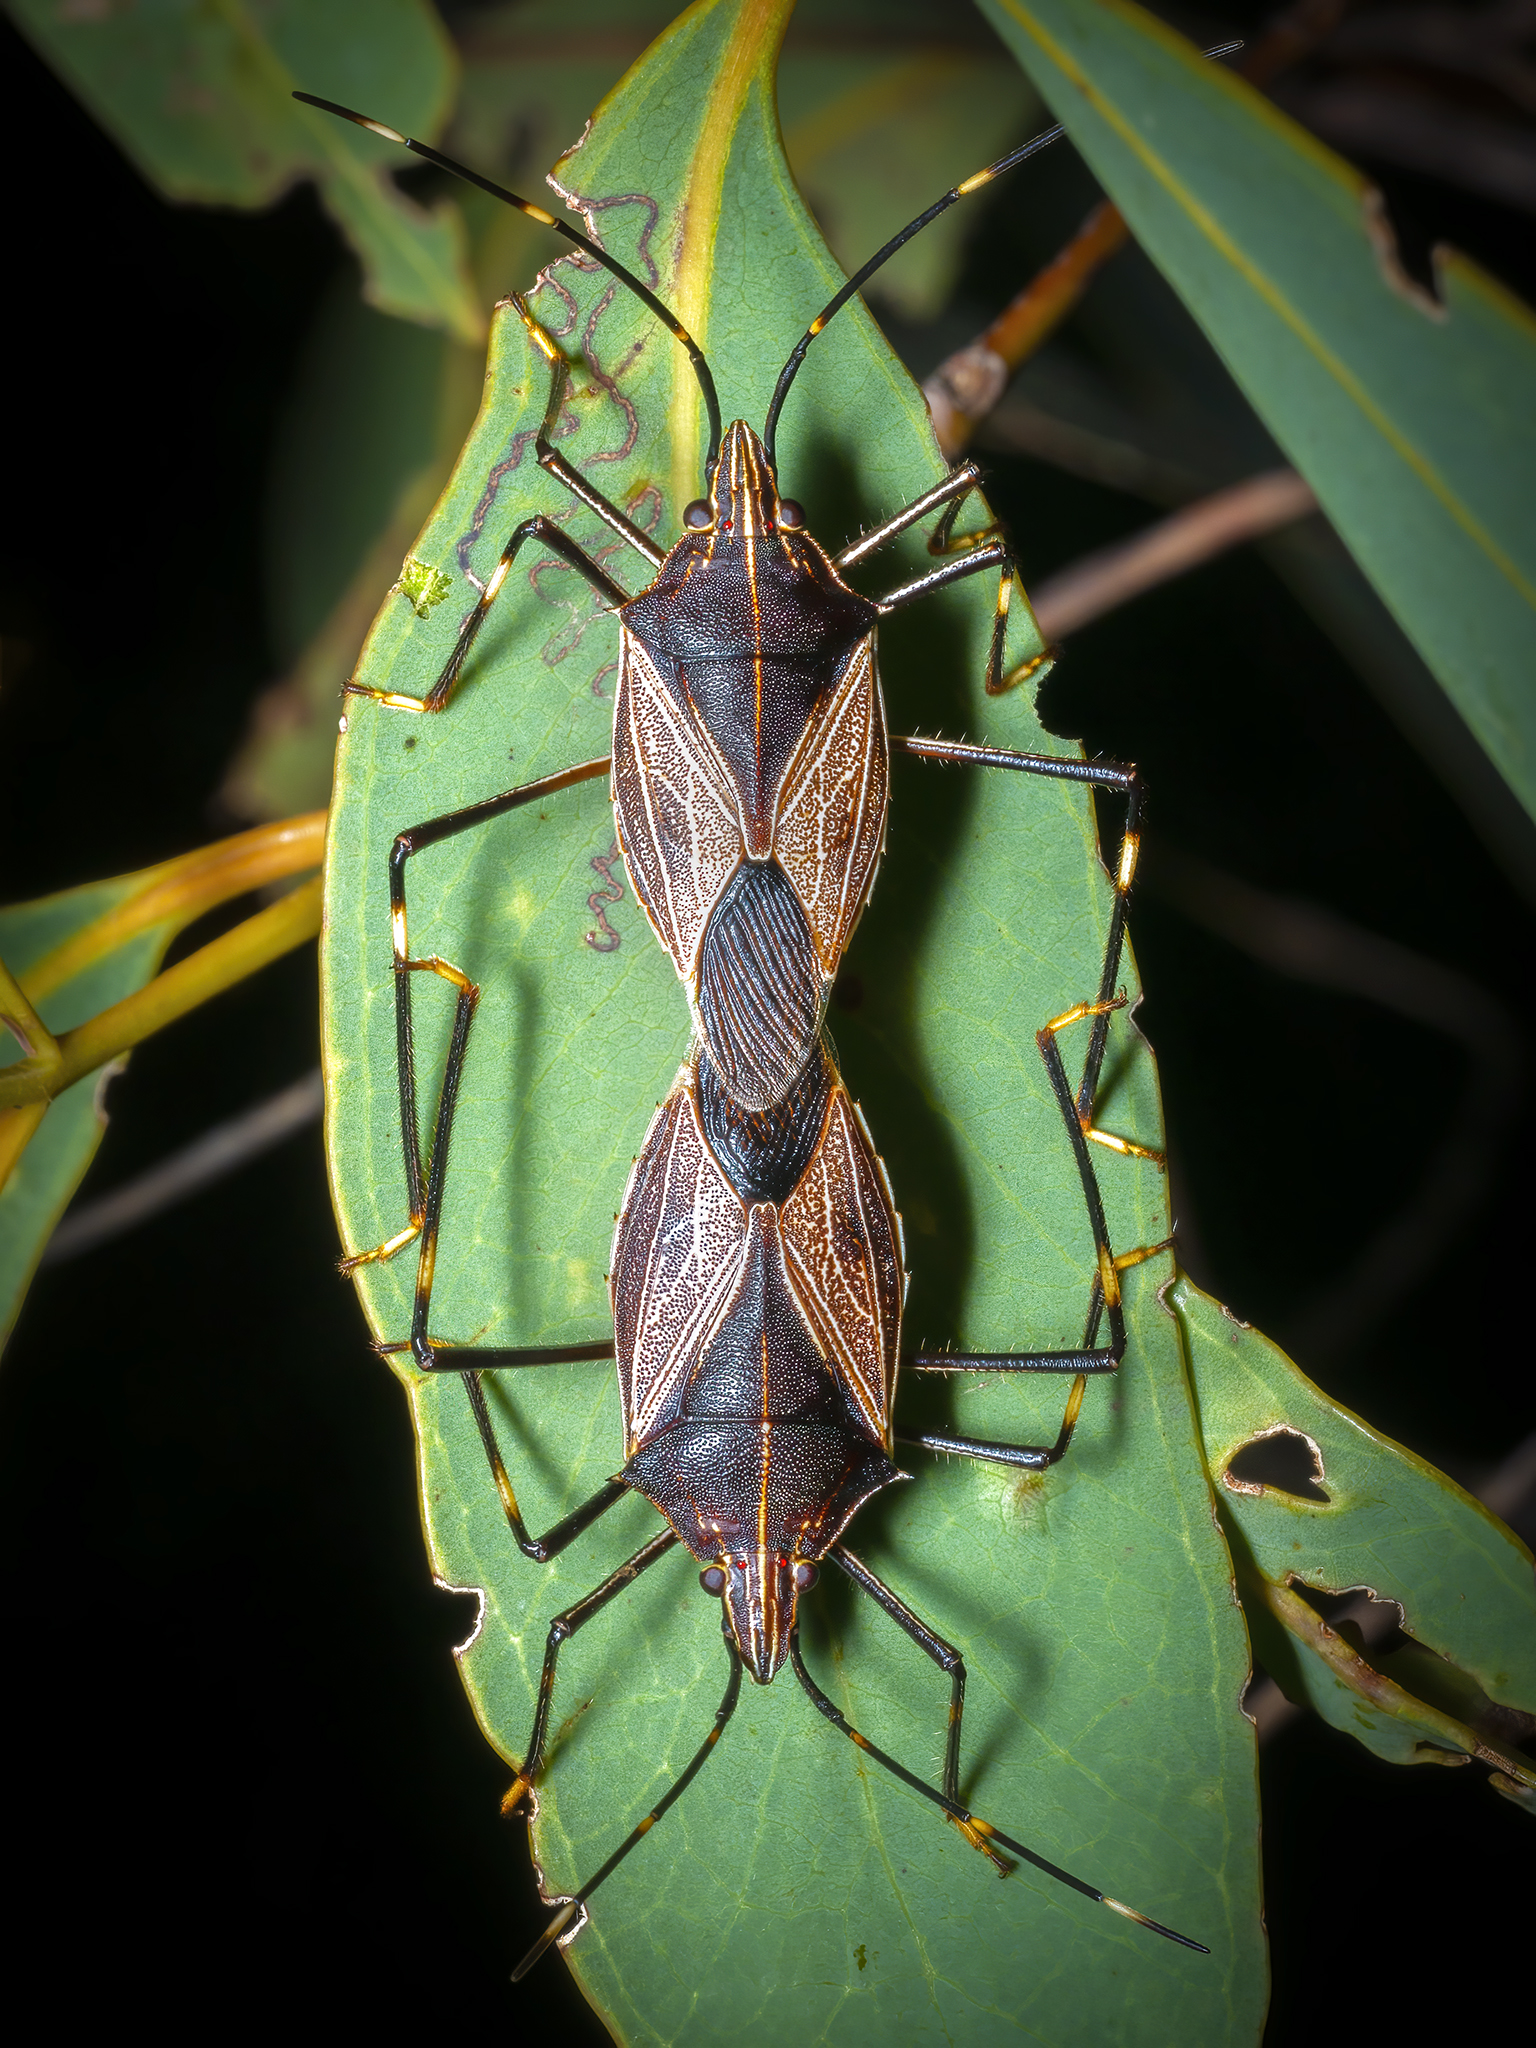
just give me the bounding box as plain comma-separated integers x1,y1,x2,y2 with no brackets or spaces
947,1812,1014,1876
511,1898,585,1983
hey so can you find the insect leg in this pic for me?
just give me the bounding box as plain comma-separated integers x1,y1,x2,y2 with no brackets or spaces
373,1342,624,1560
895,735,1148,1129
503,1529,680,1820
828,1544,973,1815
512,1622,743,1982
347,521,628,716
834,461,985,569
788,1628,1207,1952
510,295,666,571
896,1372,1087,1481
894,734,1163,1361
874,540,1028,696
338,757,612,1348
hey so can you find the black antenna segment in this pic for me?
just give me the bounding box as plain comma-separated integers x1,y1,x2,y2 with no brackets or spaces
762,42,1245,472
763,122,1064,471
293,93,724,481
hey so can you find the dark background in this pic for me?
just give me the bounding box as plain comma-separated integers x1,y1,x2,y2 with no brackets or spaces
2,7,1531,2040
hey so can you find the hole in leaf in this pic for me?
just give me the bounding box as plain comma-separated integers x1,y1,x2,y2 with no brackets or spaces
432,1576,485,1656
1289,1580,1409,1658
1224,1427,1330,1502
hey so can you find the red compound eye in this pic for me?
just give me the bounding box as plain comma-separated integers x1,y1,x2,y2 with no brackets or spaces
792,1561,819,1592
682,499,712,529
699,1566,727,1596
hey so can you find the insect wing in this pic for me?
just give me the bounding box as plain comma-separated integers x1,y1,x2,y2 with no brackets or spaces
612,627,742,994
610,1074,747,1457
773,635,889,975
779,1081,905,1444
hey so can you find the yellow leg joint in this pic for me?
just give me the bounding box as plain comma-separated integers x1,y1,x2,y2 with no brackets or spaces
1085,1126,1166,1168
501,1773,535,1817
339,1218,422,1273
1114,1237,1175,1273
1117,830,1141,891
1097,1243,1122,1309
948,1813,1011,1874
1044,994,1124,1037
344,683,435,713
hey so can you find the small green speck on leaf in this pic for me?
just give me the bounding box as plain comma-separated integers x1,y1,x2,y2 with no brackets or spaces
393,555,453,619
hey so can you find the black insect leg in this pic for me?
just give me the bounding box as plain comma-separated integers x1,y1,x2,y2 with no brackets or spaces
788,1628,1207,1952
834,461,985,570
510,295,666,571
371,1345,624,1561
874,539,1029,696
828,1543,978,1825
897,1372,1087,1480
339,755,613,1340
346,518,628,716
512,1622,743,1982
894,734,1165,1371
503,1529,680,1820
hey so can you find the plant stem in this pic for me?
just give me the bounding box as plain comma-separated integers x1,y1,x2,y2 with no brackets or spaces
0,876,324,1112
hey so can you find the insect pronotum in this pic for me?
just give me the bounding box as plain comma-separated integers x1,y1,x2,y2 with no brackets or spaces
300,58,1235,1980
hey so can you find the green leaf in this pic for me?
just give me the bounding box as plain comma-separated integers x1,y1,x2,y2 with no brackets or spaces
976,0,1536,826
0,879,180,1350
1173,1280,1536,1796
323,1,1263,2038
9,0,480,341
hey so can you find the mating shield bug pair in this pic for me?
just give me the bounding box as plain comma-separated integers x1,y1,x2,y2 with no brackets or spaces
301,56,1211,1978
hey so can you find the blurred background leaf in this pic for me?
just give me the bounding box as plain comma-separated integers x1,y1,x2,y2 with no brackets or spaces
7,0,480,339
977,0,1536,827
0,876,169,1348
0,821,323,1348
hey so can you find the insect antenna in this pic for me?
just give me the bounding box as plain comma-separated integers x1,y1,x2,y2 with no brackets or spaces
762,42,1244,472
511,1631,744,1982
789,1629,1209,1954
293,93,724,480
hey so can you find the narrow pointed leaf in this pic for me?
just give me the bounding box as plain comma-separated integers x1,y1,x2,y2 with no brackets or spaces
323,1,1261,2038
977,0,1536,825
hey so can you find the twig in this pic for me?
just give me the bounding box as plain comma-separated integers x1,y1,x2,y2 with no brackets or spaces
923,201,1129,459
1029,471,1319,641
919,3,1348,462
975,399,1206,506
42,1069,325,1266
0,877,325,1111
15,812,326,1009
